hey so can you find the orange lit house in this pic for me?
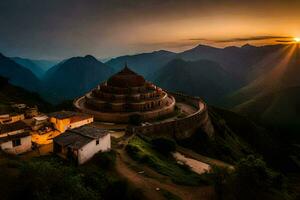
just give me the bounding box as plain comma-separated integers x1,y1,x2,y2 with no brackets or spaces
0,113,25,124
48,111,93,133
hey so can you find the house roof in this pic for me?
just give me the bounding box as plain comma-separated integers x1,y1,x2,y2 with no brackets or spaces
0,131,30,143
0,121,28,134
53,126,109,150
48,111,92,120
33,115,48,121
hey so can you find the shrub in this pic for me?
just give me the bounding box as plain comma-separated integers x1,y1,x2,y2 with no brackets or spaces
92,151,116,169
151,137,176,155
210,155,291,200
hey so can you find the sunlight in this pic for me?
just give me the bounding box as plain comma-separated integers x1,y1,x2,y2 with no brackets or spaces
294,37,300,43
244,44,297,96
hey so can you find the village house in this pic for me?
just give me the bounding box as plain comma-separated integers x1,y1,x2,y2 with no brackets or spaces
25,106,39,118
11,104,39,118
53,126,111,164
48,111,93,133
0,121,32,154
0,113,25,124
31,115,49,131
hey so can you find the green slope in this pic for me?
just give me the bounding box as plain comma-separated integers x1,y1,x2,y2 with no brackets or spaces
234,87,300,140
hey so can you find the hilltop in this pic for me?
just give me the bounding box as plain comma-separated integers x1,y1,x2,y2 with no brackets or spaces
42,55,114,104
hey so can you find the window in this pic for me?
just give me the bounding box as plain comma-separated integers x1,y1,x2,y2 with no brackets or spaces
96,139,99,145
12,138,21,147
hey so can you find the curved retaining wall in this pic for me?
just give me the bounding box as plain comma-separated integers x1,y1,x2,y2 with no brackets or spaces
73,95,176,123
126,92,214,139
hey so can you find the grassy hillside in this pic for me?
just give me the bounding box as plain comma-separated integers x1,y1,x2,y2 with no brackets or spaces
179,106,299,172
234,87,300,135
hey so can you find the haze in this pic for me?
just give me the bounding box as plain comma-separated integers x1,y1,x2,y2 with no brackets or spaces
0,0,299,59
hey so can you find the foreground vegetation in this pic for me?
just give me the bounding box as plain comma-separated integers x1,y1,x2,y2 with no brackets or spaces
178,106,299,199
210,155,293,200
0,151,143,200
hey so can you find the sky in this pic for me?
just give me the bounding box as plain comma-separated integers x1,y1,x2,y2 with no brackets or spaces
0,0,300,59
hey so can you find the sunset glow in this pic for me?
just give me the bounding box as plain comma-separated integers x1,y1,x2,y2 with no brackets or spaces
294,37,300,43
1,0,300,59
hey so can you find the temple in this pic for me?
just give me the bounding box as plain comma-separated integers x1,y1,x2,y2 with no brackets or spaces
74,65,176,123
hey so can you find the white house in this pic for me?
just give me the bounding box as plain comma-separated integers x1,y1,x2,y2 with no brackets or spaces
0,121,32,154
53,126,110,164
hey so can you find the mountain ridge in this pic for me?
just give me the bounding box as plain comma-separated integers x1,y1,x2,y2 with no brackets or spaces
42,55,114,104
0,53,40,92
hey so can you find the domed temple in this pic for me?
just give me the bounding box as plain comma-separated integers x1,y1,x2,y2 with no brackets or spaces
74,65,176,123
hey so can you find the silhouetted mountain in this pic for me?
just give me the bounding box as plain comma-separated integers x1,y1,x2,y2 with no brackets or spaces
154,59,238,103
43,55,114,104
223,45,300,158
226,44,300,107
0,76,52,112
177,44,285,85
106,50,176,78
106,44,286,92
12,57,46,78
0,53,40,92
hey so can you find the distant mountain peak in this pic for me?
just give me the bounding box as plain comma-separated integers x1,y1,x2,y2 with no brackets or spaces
194,44,219,49
241,43,256,48
84,55,97,60
152,50,175,54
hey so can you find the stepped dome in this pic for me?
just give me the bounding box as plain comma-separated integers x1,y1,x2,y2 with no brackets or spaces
107,65,145,88
73,64,176,123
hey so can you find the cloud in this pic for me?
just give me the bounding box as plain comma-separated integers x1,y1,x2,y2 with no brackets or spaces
189,36,292,43
275,39,294,43
134,40,196,49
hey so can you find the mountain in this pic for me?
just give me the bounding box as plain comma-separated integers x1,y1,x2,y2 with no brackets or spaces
226,44,300,107
221,45,300,165
0,76,52,112
177,44,285,85
0,53,40,92
154,59,238,103
42,55,114,104
106,50,176,78
11,57,46,78
106,44,286,94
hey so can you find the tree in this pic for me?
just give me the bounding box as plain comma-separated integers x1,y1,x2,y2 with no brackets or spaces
152,137,176,155
210,155,289,200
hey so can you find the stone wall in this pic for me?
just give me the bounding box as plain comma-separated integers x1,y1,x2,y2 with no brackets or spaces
126,92,214,139
74,95,176,123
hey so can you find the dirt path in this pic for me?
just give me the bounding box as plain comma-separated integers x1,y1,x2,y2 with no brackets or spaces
115,150,214,200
